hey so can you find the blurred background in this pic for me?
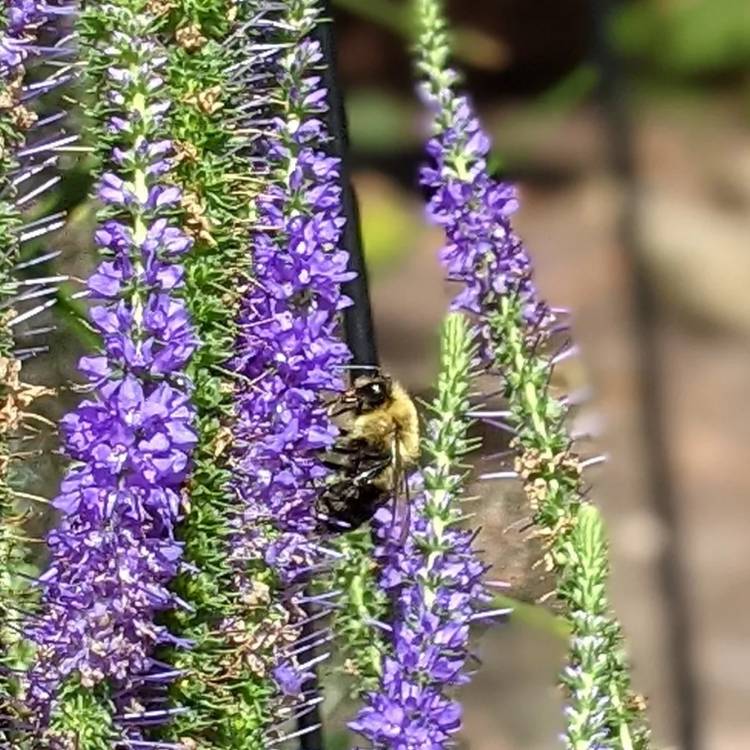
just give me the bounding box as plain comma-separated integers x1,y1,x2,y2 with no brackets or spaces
17,0,750,748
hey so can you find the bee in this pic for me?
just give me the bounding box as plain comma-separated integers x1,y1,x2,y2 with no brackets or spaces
317,371,420,534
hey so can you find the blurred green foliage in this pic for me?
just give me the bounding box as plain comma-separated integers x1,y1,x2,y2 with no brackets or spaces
346,89,420,153
333,0,508,70
355,173,422,272
615,0,750,77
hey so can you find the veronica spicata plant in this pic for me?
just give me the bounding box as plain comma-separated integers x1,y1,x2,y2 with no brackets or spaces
1,0,76,742
173,0,354,746
123,1,349,746
414,0,651,746
350,312,494,748
145,1,275,744
22,2,200,744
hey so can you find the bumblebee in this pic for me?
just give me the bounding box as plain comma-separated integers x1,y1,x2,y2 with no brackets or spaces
317,371,420,534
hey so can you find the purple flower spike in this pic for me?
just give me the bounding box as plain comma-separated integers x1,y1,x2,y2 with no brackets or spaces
352,493,488,750
415,9,551,358
25,8,198,733
352,314,488,750
224,4,353,722
421,108,551,352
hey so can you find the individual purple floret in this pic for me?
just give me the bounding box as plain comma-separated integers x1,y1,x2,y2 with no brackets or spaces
25,28,198,727
226,26,353,707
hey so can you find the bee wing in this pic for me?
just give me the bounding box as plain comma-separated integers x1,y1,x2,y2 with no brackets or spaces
391,435,412,544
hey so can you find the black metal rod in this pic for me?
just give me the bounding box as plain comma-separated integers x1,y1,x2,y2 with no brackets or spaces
589,2,701,749
317,0,380,375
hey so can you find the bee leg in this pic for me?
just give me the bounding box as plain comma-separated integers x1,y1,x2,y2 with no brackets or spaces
328,441,362,455
355,456,390,484
397,494,411,545
320,452,358,471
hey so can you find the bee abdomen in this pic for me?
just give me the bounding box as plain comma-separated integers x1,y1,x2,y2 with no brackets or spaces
316,480,389,533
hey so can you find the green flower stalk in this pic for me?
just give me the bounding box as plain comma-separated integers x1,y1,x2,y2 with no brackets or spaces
413,0,651,746
562,504,648,750
490,304,649,749
327,528,388,695
149,0,276,744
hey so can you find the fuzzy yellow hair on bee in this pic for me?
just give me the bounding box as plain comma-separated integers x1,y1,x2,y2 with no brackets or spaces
317,371,420,534
346,375,420,490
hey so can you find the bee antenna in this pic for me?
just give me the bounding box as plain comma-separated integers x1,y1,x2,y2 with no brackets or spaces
337,364,380,371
